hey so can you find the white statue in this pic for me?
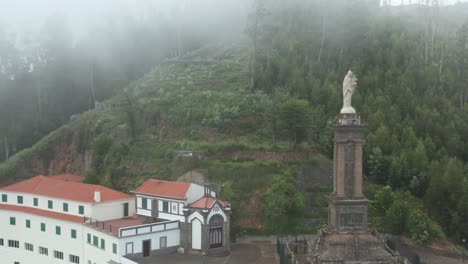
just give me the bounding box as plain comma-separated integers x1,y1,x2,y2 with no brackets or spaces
341,70,357,114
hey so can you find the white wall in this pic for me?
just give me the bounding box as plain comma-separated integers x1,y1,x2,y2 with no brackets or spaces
0,191,136,222
1,246,53,264
83,226,121,264
188,211,205,224
157,199,185,215
136,195,185,220
186,184,205,204
158,212,185,222
0,195,183,264
186,184,216,204
119,229,180,255
0,208,84,264
191,218,202,250
91,198,135,221
137,207,152,217
136,195,153,217
0,191,91,218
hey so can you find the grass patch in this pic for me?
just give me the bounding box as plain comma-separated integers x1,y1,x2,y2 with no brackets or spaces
127,140,174,163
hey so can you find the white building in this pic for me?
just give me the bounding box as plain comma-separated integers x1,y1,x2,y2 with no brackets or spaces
132,179,231,255
0,175,231,264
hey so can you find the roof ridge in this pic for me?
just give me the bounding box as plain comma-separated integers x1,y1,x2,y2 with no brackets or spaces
49,173,80,176
150,179,192,185
43,177,111,190
31,176,46,192
1,175,132,203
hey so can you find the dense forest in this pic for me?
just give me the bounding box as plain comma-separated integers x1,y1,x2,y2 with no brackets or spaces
0,0,467,247
0,0,248,160
244,0,468,243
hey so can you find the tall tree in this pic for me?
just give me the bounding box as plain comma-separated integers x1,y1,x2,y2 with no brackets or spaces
277,99,312,149
246,0,267,92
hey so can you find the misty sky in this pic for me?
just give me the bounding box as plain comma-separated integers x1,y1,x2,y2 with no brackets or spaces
0,0,467,40
0,0,250,43
387,0,467,4
1,0,173,30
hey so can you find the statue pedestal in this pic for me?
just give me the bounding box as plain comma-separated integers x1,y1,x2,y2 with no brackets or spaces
330,113,367,234
340,106,356,114
328,195,369,233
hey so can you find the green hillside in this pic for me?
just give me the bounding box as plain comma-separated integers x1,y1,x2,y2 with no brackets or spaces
0,43,320,235
0,0,467,246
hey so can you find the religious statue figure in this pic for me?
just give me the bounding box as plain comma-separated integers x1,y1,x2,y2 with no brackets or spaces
341,70,357,114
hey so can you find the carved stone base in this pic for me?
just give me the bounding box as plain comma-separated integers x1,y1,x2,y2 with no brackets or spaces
328,196,369,234
309,232,399,264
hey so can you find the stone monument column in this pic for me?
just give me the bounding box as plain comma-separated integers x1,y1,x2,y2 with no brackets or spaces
309,71,400,264
328,71,369,233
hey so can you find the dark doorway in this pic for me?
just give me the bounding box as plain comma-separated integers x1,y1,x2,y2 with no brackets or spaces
143,240,151,257
209,214,224,248
210,227,223,248
152,199,158,217
123,202,129,217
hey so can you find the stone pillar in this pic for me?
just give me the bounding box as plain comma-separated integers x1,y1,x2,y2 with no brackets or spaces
183,210,192,254
201,211,210,254
333,144,338,195
353,142,363,197
201,223,210,253
224,212,231,251
328,113,368,234
336,144,345,197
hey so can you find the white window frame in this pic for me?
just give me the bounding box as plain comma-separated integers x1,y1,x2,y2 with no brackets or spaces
8,240,19,248
39,246,48,255
69,254,80,263
54,250,64,260
25,242,33,252
126,242,134,255
160,236,167,249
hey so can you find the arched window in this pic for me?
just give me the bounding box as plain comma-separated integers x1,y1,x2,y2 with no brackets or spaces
209,214,224,228
209,214,224,248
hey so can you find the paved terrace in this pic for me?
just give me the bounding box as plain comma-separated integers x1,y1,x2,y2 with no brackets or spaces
85,216,171,237
135,243,278,264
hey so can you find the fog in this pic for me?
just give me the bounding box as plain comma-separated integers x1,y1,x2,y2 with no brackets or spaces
1,0,466,44
0,0,251,44
386,0,466,5
1,0,468,160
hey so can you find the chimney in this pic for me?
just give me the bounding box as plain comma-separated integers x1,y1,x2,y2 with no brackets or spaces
204,184,210,197
94,191,101,203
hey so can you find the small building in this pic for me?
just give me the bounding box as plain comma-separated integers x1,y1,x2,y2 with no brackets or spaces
132,179,231,256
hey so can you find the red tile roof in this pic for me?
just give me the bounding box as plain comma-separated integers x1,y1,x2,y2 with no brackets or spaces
47,173,84,183
133,179,191,200
0,175,133,203
0,203,86,223
187,196,229,209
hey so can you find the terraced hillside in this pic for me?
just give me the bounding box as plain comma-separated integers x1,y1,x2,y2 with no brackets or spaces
0,44,331,235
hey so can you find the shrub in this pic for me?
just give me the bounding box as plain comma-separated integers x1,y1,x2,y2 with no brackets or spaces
384,200,409,235
407,210,430,245
371,186,395,216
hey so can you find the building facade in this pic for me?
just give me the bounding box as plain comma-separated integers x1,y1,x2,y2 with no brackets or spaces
0,175,230,264
132,179,231,256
